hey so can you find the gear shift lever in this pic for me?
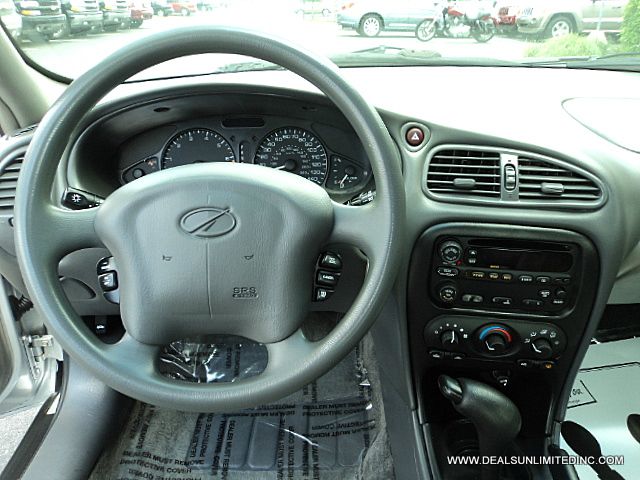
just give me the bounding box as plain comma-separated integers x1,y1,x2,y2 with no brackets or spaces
439,375,522,480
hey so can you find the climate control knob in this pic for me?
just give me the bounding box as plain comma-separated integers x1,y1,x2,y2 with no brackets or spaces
478,325,513,355
440,330,459,346
439,240,463,263
531,338,553,359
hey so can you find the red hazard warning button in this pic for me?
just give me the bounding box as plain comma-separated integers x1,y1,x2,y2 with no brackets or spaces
405,127,425,147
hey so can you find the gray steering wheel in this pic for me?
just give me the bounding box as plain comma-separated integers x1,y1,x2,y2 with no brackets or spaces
14,27,405,412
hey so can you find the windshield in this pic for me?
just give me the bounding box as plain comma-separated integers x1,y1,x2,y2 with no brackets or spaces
1,0,639,79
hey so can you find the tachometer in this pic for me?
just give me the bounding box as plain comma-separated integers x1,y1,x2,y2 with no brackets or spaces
162,128,235,169
254,127,328,185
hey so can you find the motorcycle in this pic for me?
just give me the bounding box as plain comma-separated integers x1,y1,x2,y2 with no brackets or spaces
416,1,496,43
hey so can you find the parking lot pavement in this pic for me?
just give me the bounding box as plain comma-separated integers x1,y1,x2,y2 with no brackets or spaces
0,404,42,474
20,14,533,79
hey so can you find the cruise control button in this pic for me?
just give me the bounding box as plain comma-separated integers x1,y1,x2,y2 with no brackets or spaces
319,252,342,270
537,276,551,284
98,272,118,291
314,288,333,302
437,267,459,277
316,271,339,287
492,296,513,306
519,275,534,283
97,257,116,275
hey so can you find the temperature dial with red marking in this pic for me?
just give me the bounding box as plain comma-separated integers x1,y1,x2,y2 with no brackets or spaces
478,325,513,355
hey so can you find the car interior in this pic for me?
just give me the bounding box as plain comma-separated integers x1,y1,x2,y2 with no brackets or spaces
0,3,640,480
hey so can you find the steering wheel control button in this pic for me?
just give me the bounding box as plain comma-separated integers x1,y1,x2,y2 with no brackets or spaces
97,257,116,275
98,272,118,292
316,271,339,287
405,127,425,147
319,252,342,270
315,288,333,302
437,266,459,277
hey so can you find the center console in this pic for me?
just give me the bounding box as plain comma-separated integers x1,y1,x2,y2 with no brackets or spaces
408,223,599,479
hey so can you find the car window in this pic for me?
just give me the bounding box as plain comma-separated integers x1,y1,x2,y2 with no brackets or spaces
0,0,639,79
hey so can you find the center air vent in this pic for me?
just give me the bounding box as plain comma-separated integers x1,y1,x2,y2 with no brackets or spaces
426,148,501,198
518,157,602,202
0,155,23,212
424,145,605,209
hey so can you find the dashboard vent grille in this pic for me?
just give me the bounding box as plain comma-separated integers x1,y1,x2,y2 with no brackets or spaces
0,156,23,212
426,148,501,198
518,157,602,202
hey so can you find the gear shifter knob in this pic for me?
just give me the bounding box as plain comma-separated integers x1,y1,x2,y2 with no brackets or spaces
438,375,522,480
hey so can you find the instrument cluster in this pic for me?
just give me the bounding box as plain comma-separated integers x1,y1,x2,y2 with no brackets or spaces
119,121,372,196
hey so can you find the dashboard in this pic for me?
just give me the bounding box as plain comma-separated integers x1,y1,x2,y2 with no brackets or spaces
1,64,640,480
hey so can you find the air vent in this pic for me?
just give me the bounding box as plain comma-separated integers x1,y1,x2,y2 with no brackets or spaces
0,155,23,212
426,148,501,198
518,157,602,202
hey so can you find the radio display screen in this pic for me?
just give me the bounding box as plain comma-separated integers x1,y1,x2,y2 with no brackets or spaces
472,248,573,272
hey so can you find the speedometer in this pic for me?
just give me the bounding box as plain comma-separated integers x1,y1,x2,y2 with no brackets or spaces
162,128,235,169
254,127,328,185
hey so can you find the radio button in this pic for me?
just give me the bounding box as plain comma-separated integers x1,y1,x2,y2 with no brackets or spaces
536,276,551,284
519,275,534,283
467,257,477,265
437,267,459,277
462,294,483,303
469,271,485,279
438,285,458,303
523,299,543,307
555,288,567,299
488,272,500,280
551,298,566,306
538,289,552,299
501,273,513,281
492,296,513,306
553,276,571,285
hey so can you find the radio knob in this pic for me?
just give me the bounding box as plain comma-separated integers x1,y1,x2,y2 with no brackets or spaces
439,240,463,263
438,284,458,304
478,325,513,355
531,338,553,359
440,330,459,346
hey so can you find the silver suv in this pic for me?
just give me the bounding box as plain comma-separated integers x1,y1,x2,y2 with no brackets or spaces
516,0,627,38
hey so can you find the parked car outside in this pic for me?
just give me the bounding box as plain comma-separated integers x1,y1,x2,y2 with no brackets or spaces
128,0,151,27
337,0,438,37
99,0,129,29
60,0,103,35
294,0,336,17
150,0,170,15
169,0,195,15
0,0,22,39
13,0,66,40
516,0,628,38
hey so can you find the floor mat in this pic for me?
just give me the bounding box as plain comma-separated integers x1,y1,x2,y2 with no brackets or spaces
562,337,640,480
90,339,393,480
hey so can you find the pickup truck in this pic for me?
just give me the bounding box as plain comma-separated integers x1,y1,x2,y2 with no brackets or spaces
13,0,66,41
60,0,103,34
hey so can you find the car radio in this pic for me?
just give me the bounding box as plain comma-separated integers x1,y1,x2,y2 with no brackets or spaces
430,236,581,315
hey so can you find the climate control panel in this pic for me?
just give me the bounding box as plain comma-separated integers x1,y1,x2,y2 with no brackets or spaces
424,315,567,369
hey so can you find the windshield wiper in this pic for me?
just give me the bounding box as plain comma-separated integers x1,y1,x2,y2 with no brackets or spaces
521,52,640,71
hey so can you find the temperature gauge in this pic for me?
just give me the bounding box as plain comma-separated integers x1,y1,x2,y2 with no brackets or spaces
326,155,369,193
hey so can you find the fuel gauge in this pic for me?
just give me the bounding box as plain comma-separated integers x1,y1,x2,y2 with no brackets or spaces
326,155,370,193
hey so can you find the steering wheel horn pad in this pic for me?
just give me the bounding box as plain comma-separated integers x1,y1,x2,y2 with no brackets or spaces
95,162,333,345
14,26,405,412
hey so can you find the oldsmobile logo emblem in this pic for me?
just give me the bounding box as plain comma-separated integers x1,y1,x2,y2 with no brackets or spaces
179,207,236,238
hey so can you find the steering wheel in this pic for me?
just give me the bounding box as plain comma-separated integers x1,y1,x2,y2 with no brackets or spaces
14,27,405,412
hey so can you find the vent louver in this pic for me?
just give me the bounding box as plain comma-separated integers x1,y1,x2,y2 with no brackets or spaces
0,156,23,212
518,157,602,202
426,148,501,198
